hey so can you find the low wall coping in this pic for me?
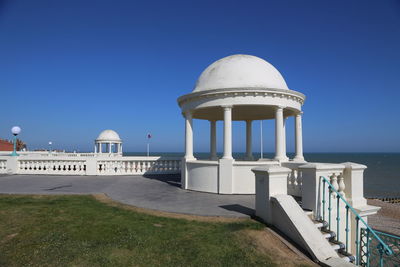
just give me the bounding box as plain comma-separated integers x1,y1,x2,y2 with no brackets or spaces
251,165,292,175
298,162,345,170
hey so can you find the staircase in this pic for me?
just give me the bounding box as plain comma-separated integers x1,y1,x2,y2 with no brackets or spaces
312,218,355,263
296,198,357,264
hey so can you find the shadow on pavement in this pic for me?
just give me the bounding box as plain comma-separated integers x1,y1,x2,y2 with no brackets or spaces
219,204,255,217
142,173,181,188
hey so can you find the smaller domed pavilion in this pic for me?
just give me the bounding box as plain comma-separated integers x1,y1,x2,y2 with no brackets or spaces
95,130,122,155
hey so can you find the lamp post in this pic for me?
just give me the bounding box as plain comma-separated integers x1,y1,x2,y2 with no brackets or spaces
11,126,21,156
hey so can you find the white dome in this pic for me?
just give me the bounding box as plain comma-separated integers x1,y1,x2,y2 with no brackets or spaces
193,54,289,92
96,130,121,142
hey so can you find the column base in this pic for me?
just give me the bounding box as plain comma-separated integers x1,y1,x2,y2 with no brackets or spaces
184,156,196,161
274,156,289,162
293,156,305,162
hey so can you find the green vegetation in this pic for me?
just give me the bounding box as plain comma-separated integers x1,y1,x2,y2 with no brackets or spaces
0,195,308,267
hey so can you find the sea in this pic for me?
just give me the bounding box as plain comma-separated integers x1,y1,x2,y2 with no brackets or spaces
124,152,400,198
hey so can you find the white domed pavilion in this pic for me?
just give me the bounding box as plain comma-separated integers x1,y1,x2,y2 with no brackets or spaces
95,130,122,155
177,54,306,194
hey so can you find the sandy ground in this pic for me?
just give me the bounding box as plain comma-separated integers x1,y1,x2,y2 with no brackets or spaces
367,199,400,236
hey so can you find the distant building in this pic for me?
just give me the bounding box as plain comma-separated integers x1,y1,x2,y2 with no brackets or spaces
0,139,13,151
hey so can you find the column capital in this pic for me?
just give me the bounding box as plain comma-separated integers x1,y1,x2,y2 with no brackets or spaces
296,111,304,116
275,105,285,111
182,110,193,118
221,105,233,111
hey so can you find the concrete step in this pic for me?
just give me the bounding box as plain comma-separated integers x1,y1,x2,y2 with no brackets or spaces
323,232,335,239
340,253,355,263
313,220,328,229
330,242,345,251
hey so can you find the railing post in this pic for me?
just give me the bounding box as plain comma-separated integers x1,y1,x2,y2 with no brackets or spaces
85,158,96,175
251,166,291,224
342,162,367,207
6,157,19,174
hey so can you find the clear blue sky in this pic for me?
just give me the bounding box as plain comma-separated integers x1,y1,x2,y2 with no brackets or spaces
0,0,399,153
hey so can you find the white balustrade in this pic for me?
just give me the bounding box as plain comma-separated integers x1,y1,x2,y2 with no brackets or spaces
18,159,86,175
96,158,181,175
287,168,303,197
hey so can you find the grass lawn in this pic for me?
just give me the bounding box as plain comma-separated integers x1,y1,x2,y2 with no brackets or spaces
0,194,313,267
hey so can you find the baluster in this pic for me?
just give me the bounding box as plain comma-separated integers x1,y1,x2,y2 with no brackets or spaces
288,170,295,192
322,179,326,222
328,184,332,231
366,228,371,267
338,173,346,199
297,170,302,193
336,194,340,241
330,173,339,194
355,217,360,265
345,205,349,253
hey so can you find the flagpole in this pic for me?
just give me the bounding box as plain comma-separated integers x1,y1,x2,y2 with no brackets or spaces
260,120,263,159
146,133,151,157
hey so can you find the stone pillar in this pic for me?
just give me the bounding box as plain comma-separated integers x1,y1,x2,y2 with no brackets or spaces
6,157,18,174
222,106,233,159
294,112,305,161
251,166,291,224
184,111,195,160
342,162,367,207
210,120,217,160
245,120,253,160
94,144,97,153
108,143,112,154
274,106,287,161
99,143,102,153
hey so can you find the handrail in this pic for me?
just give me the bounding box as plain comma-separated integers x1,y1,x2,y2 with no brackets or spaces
320,176,392,264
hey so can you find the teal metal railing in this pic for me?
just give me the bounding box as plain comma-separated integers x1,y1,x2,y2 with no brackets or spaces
320,176,392,266
360,229,400,267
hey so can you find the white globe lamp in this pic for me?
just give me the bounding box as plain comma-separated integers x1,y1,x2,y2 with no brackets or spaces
10,126,21,156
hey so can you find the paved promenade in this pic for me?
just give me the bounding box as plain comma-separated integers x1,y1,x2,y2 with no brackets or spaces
0,174,255,218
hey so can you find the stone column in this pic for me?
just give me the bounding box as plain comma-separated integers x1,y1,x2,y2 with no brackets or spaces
222,106,233,159
119,143,122,154
274,106,287,161
245,120,253,160
294,112,304,161
94,144,97,153
184,111,195,160
99,143,102,153
283,117,287,160
210,120,217,160
108,143,112,154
